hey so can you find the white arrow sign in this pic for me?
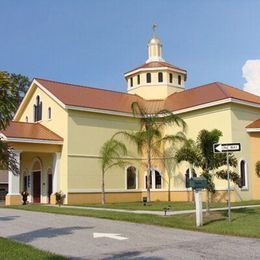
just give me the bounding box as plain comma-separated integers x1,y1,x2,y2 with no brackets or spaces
93,232,128,240
213,143,241,153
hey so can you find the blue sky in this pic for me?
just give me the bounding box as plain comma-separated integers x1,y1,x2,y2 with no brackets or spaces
1,0,260,93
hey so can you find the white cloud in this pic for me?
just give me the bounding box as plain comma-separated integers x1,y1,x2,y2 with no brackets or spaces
242,60,260,96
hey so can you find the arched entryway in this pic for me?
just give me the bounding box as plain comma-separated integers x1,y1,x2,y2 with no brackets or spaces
31,158,42,203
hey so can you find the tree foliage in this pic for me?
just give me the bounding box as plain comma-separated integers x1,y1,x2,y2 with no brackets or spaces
99,138,127,204
0,71,29,174
175,129,239,212
115,101,187,202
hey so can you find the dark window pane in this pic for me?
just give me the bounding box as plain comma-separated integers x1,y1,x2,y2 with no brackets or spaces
158,72,163,82
127,166,136,189
169,73,173,83
146,73,151,83
178,75,181,85
137,75,140,85
155,171,161,189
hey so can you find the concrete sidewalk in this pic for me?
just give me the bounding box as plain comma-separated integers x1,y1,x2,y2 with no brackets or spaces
54,204,260,216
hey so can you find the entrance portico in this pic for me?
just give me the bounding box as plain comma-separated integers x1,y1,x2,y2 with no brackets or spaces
0,121,63,205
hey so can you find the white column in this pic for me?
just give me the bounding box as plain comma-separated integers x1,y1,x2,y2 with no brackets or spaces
52,152,61,194
8,150,22,195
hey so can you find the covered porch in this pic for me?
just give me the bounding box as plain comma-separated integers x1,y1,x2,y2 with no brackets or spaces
0,122,63,205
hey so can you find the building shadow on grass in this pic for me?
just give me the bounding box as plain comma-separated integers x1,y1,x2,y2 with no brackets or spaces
102,250,164,260
0,216,20,221
8,226,93,243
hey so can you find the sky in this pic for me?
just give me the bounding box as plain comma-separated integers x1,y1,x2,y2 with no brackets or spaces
1,0,260,94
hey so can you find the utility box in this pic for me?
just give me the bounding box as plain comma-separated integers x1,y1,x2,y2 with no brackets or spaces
188,177,207,190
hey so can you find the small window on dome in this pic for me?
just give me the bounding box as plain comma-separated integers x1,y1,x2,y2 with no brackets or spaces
169,73,173,83
178,75,182,85
137,75,140,85
130,78,133,87
158,72,163,83
146,73,151,83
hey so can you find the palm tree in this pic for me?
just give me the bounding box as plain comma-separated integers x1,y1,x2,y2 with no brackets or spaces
99,138,127,205
115,102,186,202
175,129,238,214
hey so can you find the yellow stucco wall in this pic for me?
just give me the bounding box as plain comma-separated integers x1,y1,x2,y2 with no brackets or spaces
163,104,233,192
67,110,141,192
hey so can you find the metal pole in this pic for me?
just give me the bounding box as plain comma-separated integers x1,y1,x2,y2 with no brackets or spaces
226,152,231,222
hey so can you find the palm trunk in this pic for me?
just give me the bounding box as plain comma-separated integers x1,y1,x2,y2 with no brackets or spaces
168,179,171,202
147,148,152,202
101,168,106,205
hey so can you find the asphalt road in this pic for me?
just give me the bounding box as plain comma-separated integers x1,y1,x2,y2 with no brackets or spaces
0,208,259,259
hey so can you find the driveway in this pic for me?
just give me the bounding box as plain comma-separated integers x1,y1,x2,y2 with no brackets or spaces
0,208,259,259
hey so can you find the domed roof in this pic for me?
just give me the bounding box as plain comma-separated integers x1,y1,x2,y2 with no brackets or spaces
148,35,162,45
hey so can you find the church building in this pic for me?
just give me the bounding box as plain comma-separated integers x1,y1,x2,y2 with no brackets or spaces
1,30,260,205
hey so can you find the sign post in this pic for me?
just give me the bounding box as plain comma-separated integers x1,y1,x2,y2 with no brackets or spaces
188,177,207,226
194,189,203,226
213,142,241,222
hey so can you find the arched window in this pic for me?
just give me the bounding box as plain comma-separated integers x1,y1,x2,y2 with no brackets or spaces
158,72,163,82
126,166,137,189
240,160,247,188
48,107,52,120
169,73,173,83
145,169,162,189
155,170,162,189
146,73,151,83
25,116,28,122
34,95,42,122
178,75,182,85
137,75,140,85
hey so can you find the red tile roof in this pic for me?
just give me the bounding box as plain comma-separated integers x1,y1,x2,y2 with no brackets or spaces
164,82,260,112
0,122,63,142
36,78,144,113
35,79,260,114
246,119,260,129
125,61,187,75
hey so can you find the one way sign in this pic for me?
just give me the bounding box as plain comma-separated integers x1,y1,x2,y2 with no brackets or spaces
213,143,241,153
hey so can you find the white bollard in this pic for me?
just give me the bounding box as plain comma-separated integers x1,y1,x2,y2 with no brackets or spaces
195,189,203,227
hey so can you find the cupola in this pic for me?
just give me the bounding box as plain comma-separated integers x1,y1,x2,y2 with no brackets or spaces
124,25,187,100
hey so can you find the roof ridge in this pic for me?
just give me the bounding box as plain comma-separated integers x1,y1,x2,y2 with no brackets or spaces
38,123,63,140
215,82,230,97
35,78,143,98
165,81,221,100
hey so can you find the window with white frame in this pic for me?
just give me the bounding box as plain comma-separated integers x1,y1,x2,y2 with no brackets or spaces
145,169,162,189
126,166,137,189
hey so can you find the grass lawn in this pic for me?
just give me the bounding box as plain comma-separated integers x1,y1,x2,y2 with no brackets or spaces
0,237,65,260
71,200,260,211
5,204,260,238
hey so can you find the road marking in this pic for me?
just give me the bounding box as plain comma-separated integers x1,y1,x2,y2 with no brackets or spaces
93,232,128,240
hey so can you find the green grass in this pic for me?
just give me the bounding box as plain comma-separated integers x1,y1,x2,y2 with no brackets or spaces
0,237,65,260
71,200,260,211
5,204,260,238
